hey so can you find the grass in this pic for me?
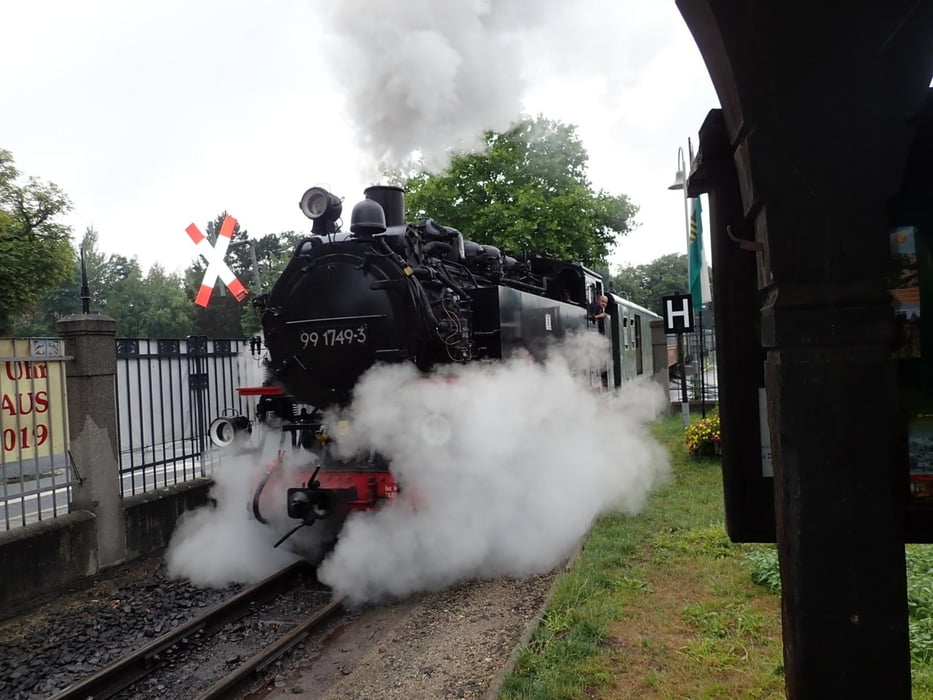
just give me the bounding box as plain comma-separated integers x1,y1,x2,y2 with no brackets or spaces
499,413,933,699
498,414,785,699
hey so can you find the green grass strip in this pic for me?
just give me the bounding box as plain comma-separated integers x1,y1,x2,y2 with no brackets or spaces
498,413,783,699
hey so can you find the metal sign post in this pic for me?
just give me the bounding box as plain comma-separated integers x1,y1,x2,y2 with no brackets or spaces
663,294,695,426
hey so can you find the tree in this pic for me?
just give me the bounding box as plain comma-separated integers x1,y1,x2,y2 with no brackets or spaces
110,264,195,338
0,150,75,334
13,228,197,338
232,230,306,336
611,253,688,316
400,116,638,267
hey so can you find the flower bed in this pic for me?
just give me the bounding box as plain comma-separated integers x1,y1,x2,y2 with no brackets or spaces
685,411,721,457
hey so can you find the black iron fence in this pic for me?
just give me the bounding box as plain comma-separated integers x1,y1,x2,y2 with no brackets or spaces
115,337,265,496
0,338,73,529
669,327,719,403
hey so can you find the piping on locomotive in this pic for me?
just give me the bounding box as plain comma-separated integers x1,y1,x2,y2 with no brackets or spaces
215,185,660,547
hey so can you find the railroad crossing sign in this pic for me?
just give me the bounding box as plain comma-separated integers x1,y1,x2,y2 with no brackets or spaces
185,215,248,307
662,293,694,334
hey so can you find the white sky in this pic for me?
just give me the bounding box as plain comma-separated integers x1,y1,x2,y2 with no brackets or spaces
0,0,719,276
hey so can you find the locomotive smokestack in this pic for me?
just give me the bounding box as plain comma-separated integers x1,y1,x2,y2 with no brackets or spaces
364,185,406,227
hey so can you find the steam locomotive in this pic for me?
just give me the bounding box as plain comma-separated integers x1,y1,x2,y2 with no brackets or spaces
225,185,659,546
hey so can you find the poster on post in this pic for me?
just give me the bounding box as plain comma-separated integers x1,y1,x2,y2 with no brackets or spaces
0,338,69,468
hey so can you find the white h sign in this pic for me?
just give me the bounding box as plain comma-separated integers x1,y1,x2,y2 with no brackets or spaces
663,294,694,334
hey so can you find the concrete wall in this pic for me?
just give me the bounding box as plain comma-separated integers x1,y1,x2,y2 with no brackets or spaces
0,479,212,618
0,511,96,618
124,478,212,560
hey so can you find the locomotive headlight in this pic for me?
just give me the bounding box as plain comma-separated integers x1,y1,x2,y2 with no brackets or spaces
299,187,342,222
208,414,251,447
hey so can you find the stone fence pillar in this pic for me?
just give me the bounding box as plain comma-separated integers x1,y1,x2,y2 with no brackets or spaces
56,314,125,568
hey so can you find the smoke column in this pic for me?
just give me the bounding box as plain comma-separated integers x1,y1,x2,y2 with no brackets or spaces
310,0,567,171
318,337,671,604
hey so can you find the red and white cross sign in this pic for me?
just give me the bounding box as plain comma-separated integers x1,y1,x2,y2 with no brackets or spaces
185,215,248,307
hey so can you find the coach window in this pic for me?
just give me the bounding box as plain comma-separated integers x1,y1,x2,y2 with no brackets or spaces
634,315,644,374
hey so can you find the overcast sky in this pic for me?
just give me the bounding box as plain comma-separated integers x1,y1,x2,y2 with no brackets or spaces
1,0,719,277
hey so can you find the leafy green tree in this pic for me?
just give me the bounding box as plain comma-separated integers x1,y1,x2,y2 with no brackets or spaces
610,253,688,315
108,264,195,338
10,260,81,336
14,228,196,338
12,227,125,336
400,116,638,267
0,150,75,334
220,230,299,335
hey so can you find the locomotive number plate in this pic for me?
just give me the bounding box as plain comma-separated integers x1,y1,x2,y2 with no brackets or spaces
299,325,368,349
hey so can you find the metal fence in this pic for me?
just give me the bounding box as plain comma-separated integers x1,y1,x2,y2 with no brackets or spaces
0,338,73,529
1,335,268,529
115,336,266,496
669,327,719,404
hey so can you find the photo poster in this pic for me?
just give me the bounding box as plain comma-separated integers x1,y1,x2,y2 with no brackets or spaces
910,413,933,498
891,226,933,495
890,225,921,359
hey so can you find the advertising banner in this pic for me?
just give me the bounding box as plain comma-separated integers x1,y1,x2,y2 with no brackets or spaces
0,338,69,463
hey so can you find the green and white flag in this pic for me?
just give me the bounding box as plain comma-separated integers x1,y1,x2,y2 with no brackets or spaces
688,196,710,312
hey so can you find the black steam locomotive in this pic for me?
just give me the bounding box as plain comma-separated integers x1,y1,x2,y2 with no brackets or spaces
239,185,658,545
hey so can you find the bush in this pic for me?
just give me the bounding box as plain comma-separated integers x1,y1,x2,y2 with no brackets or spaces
685,411,721,457
743,547,781,594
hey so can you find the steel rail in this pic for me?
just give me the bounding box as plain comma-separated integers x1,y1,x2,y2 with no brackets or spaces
48,560,315,700
197,596,345,700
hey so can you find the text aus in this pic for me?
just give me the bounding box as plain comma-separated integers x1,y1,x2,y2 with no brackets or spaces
2,360,53,455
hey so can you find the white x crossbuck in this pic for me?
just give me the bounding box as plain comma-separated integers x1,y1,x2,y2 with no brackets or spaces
185,215,248,307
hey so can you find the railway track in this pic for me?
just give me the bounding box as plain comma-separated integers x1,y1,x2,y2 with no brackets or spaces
48,560,341,700
196,596,344,699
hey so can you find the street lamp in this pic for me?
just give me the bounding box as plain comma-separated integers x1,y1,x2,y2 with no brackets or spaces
668,144,692,427
667,144,692,264
668,140,709,423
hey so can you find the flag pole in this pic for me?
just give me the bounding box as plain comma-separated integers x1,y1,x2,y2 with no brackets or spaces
684,138,706,418
668,145,692,426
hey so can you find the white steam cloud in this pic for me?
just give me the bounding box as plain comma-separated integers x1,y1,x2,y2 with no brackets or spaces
165,443,330,588
311,0,566,171
318,336,671,603
165,337,670,597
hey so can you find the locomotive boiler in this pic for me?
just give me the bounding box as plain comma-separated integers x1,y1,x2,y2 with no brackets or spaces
243,185,658,545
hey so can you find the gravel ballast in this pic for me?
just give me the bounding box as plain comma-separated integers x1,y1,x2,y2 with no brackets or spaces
0,553,559,700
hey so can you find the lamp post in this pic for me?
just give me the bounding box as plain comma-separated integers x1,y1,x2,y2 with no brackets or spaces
668,145,691,427
669,140,709,422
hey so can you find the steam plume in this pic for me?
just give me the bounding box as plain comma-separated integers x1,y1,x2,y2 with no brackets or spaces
165,443,325,587
318,337,671,603
311,0,566,171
